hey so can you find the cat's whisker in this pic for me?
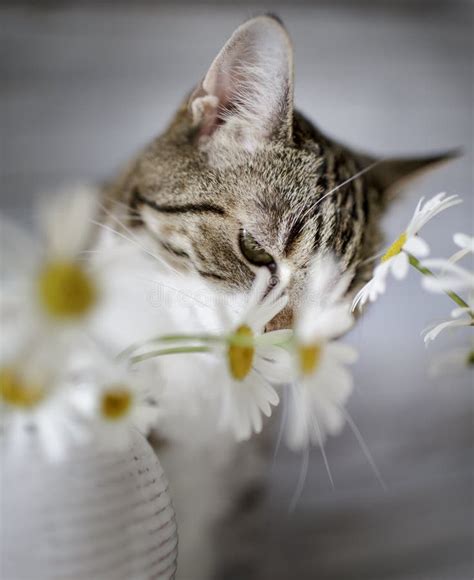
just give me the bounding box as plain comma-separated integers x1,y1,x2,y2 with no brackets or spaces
98,200,181,275
313,415,335,489
272,384,289,469
294,159,385,227
360,250,385,265
91,218,184,279
289,445,310,513
81,243,220,312
340,407,387,490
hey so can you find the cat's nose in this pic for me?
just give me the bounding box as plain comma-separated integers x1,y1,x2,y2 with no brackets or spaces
265,305,293,332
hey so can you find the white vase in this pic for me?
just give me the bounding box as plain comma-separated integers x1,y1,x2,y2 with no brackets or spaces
0,429,178,579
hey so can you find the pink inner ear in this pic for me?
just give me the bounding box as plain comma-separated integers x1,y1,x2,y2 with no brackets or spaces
190,16,294,147
198,103,219,137
197,61,237,137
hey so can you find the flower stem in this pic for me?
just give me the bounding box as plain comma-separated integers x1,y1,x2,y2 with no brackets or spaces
131,346,211,364
121,329,293,363
407,253,473,316
118,333,223,360
148,334,222,344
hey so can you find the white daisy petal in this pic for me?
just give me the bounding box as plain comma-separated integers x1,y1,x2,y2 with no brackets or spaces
250,294,288,331
423,318,471,345
448,247,471,265
38,185,99,258
311,393,345,435
351,283,371,311
253,352,291,384
453,233,474,253
352,261,391,311
325,342,359,365
251,380,274,417
320,360,354,403
305,254,346,305
250,370,280,407
215,355,280,441
240,267,288,325
249,400,263,434
255,328,292,346
389,252,409,280
300,304,353,343
408,193,462,235
422,275,473,294
289,255,356,451
211,265,289,441
0,345,97,462
285,383,311,451
0,216,40,273
421,260,474,294
450,306,472,319
403,235,430,258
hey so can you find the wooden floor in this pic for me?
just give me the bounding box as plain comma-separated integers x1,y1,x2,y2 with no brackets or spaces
1,2,472,579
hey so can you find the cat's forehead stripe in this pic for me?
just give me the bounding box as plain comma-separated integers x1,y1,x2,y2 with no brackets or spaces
133,189,226,216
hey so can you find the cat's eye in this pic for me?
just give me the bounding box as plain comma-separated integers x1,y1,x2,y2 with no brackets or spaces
239,229,275,268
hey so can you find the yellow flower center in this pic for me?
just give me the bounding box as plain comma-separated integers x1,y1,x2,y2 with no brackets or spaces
100,386,133,421
298,343,322,376
37,260,97,320
0,367,46,409
381,232,407,262
228,325,255,381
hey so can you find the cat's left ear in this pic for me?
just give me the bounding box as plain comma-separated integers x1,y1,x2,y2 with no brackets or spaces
189,15,294,153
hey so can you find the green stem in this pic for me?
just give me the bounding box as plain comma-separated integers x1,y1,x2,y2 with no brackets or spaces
118,333,224,360
407,253,473,316
121,327,295,364
158,333,265,347
131,345,211,364
147,334,222,344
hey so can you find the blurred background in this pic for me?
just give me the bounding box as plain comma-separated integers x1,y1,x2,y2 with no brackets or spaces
1,1,472,579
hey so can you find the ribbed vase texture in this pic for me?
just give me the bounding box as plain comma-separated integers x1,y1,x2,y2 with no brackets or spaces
1,430,178,579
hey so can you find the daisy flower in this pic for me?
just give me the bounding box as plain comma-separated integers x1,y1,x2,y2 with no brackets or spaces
0,186,103,354
73,352,162,451
352,193,462,310
0,342,89,462
421,255,473,346
422,305,473,345
422,261,474,294
450,233,474,264
420,232,473,345
285,255,358,451
212,268,292,441
72,356,162,452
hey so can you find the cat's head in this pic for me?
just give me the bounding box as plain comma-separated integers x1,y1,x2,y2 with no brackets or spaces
115,15,452,329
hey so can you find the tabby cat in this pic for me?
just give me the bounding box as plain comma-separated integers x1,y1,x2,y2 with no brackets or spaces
105,14,450,579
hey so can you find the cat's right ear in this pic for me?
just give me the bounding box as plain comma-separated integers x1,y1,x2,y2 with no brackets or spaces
188,15,294,154
364,150,461,200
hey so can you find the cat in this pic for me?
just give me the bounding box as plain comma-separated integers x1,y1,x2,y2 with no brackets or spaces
104,14,451,580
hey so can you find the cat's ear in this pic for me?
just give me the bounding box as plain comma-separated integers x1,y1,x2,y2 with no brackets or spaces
364,150,460,199
189,15,294,153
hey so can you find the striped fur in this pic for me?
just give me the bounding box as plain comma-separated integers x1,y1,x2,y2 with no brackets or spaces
104,14,447,330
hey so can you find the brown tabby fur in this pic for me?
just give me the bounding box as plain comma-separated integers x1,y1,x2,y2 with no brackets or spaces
104,14,450,330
